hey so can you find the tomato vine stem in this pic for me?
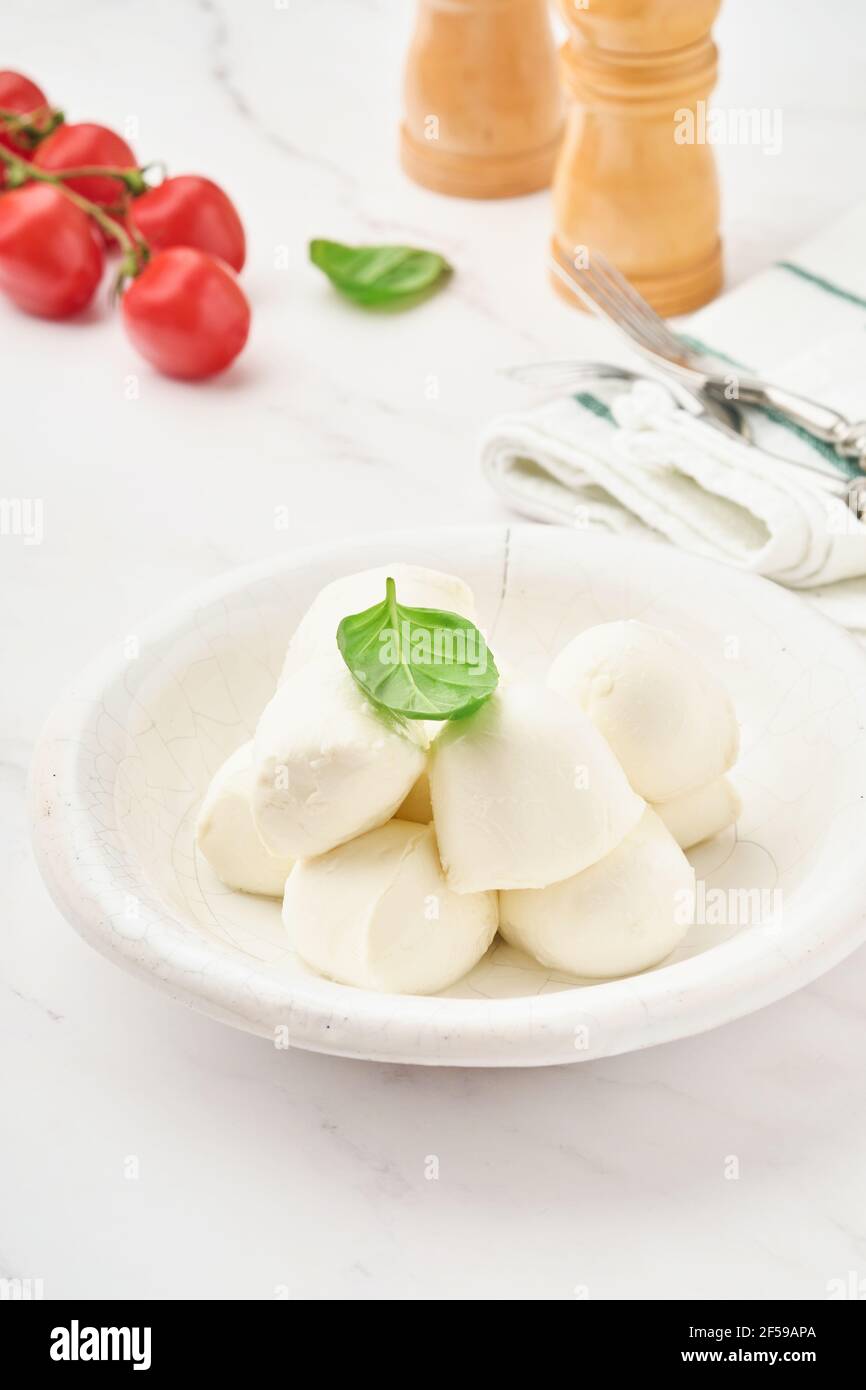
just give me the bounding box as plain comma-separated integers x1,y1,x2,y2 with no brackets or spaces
38,164,150,196
0,145,150,282
0,103,64,147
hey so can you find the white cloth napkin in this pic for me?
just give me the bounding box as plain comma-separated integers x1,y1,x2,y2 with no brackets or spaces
482,203,866,606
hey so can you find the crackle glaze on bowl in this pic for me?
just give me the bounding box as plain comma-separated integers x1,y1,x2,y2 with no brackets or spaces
30,526,866,1065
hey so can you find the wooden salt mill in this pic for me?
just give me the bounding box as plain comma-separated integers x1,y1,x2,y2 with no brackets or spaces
400,0,563,199
552,0,723,316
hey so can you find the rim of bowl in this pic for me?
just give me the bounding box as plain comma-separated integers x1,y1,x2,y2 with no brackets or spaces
28,524,866,1065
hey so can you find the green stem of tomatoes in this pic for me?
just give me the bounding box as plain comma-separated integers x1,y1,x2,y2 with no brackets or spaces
0,145,148,280
41,164,150,196
0,104,64,146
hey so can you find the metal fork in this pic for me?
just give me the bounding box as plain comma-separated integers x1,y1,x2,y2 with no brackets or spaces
549,247,866,471
500,359,751,442
503,357,861,498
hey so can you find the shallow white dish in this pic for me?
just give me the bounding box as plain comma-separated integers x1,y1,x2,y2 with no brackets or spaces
30,525,866,1066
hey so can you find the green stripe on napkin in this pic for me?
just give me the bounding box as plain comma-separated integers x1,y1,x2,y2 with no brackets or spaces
777,261,866,313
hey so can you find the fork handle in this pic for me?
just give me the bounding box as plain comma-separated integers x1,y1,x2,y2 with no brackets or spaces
708,378,866,466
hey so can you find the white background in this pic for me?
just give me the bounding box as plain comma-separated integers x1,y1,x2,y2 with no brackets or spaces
3,0,866,1299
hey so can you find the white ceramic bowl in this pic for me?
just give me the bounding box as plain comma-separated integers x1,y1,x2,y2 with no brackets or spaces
30,525,866,1066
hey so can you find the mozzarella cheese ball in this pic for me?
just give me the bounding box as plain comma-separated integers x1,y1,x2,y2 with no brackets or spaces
280,563,476,683
195,741,294,897
252,653,426,859
429,681,644,893
548,620,739,802
284,819,498,994
500,808,695,978
655,776,741,849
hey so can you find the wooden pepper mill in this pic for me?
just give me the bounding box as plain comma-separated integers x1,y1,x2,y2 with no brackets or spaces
400,0,563,199
552,0,723,316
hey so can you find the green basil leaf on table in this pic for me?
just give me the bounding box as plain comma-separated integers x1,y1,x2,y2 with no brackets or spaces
309,239,451,307
337,578,498,721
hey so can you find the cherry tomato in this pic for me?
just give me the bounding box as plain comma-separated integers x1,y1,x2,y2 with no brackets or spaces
34,122,136,209
0,183,103,318
0,70,47,154
128,175,245,273
122,247,250,380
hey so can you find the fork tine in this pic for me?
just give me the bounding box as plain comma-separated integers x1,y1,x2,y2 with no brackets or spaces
592,252,669,326
549,251,599,313
587,257,678,356
574,258,670,356
598,270,684,358
593,254,690,359
552,248,668,356
551,245,695,367
552,253,638,330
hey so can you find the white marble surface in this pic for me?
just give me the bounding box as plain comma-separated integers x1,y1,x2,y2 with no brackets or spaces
3,0,866,1300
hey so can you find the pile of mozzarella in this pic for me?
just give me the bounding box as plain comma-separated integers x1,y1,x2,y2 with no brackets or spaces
196,563,740,995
